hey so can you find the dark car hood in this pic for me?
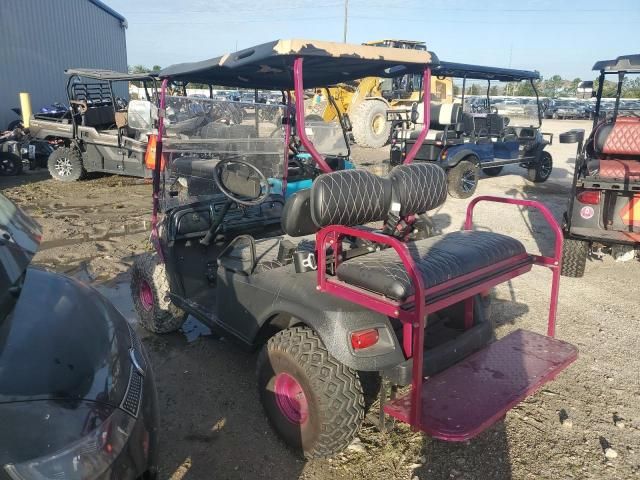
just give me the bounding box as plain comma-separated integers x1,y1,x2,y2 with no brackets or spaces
0,267,132,406
0,194,41,316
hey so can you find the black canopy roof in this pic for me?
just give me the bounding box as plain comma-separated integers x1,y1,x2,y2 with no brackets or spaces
432,61,540,81
592,54,640,73
158,39,438,89
64,68,157,82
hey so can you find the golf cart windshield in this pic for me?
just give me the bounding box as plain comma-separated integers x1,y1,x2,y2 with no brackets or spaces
161,95,287,210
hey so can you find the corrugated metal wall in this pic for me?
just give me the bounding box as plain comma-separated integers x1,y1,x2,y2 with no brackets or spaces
0,0,127,129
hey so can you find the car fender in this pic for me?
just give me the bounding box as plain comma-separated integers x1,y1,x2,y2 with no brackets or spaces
258,297,405,372
216,269,406,371
441,147,480,169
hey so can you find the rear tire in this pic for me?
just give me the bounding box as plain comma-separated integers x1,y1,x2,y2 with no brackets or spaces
447,159,479,199
48,146,86,182
351,100,390,149
0,153,23,176
257,326,364,458
130,253,187,333
527,151,552,183
483,166,503,177
560,238,589,277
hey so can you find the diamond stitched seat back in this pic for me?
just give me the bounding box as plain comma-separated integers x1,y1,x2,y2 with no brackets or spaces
389,162,447,216
311,169,391,227
594,117,640,157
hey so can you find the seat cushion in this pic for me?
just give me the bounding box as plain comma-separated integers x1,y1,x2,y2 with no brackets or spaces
335,231,527,301
597,159,640,181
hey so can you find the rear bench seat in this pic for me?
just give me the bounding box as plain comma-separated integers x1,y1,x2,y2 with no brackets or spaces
336,230,525,301
309,165,530,298
590,116,640,181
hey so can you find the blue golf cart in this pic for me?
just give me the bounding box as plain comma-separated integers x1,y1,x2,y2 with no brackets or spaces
390,62,553,198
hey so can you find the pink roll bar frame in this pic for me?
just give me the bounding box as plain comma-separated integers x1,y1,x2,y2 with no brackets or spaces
316,196,563,428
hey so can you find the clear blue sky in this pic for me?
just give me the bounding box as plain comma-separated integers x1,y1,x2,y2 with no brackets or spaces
108,0,639,81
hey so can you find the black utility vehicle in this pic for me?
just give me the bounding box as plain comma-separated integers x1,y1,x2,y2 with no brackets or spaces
130,39,576,460
29,69,158,181
0,193,158,479
560,54,640,276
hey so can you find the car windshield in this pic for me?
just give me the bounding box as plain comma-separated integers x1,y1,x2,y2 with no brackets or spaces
161,96,288,210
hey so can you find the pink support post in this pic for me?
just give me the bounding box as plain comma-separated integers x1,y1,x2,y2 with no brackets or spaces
403,67,432,165
292,57,333,173
151,78,168,262
315,225,428,427
464,195,563,337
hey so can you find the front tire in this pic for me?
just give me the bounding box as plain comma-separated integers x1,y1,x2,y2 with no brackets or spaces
447,159,479,199
527,151,553,183
130,253,187,333
48,146,86,181
560,237,589,277
0,153,23,176
257,326,364,458
351,100,391,149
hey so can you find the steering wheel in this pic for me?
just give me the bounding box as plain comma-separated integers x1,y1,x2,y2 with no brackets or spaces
213,159,271,206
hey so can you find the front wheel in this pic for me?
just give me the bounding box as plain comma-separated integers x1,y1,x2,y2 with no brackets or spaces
130,253,187,333
447,159,479,199
351,100,391,148
257,326,364,458
527,151,553,182
47,146,86,181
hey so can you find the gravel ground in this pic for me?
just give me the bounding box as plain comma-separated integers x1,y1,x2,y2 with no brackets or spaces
2,119,638,480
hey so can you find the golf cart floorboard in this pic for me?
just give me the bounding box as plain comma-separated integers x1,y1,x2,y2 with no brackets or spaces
383,329,577,441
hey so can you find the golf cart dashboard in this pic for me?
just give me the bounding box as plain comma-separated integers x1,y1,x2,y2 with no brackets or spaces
170,195,284,241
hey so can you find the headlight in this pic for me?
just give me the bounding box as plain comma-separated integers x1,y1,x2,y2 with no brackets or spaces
4,408,136,480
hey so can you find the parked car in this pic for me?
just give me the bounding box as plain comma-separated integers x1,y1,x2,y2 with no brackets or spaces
0,193,159,479
544,99,583,119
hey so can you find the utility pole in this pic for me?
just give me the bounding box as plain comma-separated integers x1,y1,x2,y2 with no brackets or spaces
343,0,348,43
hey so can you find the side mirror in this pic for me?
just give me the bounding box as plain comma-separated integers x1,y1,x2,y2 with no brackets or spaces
559,129,585,144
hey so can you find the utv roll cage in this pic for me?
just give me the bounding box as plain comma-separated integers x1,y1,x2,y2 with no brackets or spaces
63,68,158,143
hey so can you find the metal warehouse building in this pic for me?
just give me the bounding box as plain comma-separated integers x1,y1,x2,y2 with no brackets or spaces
0,0,127,129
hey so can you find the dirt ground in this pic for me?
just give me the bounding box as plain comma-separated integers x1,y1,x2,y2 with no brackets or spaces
2,119,638,480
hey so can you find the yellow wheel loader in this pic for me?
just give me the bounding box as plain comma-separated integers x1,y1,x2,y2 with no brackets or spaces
311,40,452,148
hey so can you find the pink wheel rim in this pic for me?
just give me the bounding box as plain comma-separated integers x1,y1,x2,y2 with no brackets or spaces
139,280,154,312
274,372,309,424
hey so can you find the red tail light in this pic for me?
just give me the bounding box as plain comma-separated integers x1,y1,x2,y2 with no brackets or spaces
350,329,379,350
577,190,601,205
